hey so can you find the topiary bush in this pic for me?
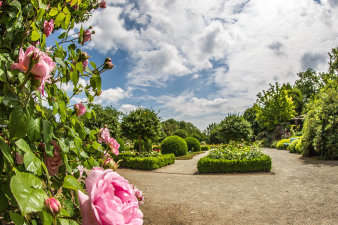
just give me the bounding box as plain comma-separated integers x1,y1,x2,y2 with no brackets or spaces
161,135,188,156
116,138,125,152
276,139,291,149
134,139,152,152
185,137,201,152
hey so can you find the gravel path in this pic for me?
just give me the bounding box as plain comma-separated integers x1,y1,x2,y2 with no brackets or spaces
118,148,338,225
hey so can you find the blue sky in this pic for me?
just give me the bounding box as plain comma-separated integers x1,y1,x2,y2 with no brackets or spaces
59,0,338,130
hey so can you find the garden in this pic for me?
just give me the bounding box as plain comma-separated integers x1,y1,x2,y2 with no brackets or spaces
0,0,337,224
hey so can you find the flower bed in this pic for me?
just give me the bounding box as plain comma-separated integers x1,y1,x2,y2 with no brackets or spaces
113,152,175,170
197,144,272,173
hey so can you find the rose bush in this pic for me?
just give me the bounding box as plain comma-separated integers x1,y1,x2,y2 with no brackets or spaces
0,0,143,224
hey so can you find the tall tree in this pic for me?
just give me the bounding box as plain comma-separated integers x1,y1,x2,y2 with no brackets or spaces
121,107,161,154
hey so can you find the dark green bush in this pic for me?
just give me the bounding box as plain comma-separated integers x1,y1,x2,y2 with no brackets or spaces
197,154,271,173
161,135,188,156
116,138,125,152
185,137,201,152
172,129,188,139
133,139,152,152
201,146,210,151
113,153,175,170
276,139,291,149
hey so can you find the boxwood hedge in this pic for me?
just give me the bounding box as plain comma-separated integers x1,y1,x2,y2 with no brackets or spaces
113,153,175,170
197,154,272,173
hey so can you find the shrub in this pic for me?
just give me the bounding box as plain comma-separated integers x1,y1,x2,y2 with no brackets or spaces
287,138,301,154
113,153,175,170
116,138,125,152
201,145,210,151
134,139,152,152
217,114,253,143
276,139,291,149
161,135,188,156
172,129,188,139
185,137,201,152
271,140,278,148
198,155,271,173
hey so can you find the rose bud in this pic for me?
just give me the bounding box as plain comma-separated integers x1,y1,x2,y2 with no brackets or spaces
104,61,114,69
45,197,61,215
74,102,86,117
99,0,106,8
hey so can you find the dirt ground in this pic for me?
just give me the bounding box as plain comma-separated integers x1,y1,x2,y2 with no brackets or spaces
118,148,338,225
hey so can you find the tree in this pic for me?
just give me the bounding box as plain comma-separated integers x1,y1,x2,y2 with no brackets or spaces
173,129,188,138
161,119,179,136
121,107,161,154
218,114,253,143
256,82,296,131
82,104,121,137
294,68,322,102
243,104,261,136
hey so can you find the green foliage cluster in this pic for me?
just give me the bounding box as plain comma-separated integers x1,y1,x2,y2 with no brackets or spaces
208,144,264,160
161,135,188,156
133,139,152,152
116,138,125,152
201,145,210,151
113,153,175,170
276,139,291,149
185,137,201,152
198,155,271,173
287,138,302,154
161,119,206,141
173,129,188,138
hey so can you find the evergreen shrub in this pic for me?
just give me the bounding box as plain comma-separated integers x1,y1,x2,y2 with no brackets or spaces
116,138,125,152
185,137,201,152
161,135,188,156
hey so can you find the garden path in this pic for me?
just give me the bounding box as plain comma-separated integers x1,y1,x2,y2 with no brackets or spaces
118,148,338,225
154,151,210,175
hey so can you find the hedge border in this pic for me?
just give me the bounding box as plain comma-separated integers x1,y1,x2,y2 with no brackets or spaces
197,154,272,173
113,153,175,170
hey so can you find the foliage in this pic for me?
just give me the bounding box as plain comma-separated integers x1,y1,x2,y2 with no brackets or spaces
276,139,291,149
81,104,121,137
185,137,201,152
201,145,210,151
294,68,322,102
287,138,302,154
256,82,296,131
113,153,175,170
243,104,262,136
133,139,152,152
116,138,125,152
198,145,271,173
161,135,188,156
172,129,188,139
121,107,161,154
217,114,253,143
0,1,141,224
176,151,204,160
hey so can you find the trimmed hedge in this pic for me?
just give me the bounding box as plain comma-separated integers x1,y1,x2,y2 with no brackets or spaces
185,137,201,152
113,153,175,170
197,154,272,173
161,135,188,156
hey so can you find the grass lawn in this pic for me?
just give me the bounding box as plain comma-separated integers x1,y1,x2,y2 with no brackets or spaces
176,151,205,160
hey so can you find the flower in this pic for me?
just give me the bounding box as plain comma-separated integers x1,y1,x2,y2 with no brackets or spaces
78,169,143,225
108,137,120,155
0,1,2,7
99,0,106,8
11,47,34,72
104,58,114,69
16,152,24,165
98,127,110,143
103,158,119,170
44,140,63,176
45,197,61,215
75,102,86,117
82,59,89,70
43,19,54,37
81,29,92,45
134,187,144,206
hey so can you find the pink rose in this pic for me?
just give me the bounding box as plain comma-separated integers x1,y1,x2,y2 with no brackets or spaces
45,197,61,215
108,137,120,155
78,169,143,225
99,0,106,8
43,19,54,37
98,127,110,143
11,47,34,72
75,102,86,117
80,29,92,45
134,187,144,206
44,140,63,176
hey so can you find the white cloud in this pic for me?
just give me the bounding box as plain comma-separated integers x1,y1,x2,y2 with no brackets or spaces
119,104,137,114
94,87,130,105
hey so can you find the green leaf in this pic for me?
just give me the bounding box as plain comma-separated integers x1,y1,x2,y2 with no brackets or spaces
49,7,59,16
28,118,41,142
70,0,77,7
55,12,66,27
31,30,41,42
63,175,83,191
10,212,26,225
0,138,14,165
8,107,29,139
59,101,67,122
55,57,67,69
90,62,97,70
95,76,101,93
0,191,8,212
38,0,48,9
24,152,41,173
78,27,84,44
70,70,79,86
10,172,48,215
15,139,31,153
9,0,21,11
53,102,59,115
58,138,69,153
40,210,53,225
36,8,45,22
76,62,83,75
42,120,53,156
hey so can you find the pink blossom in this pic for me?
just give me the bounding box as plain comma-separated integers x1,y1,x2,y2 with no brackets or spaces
98,127,110,143
11,47,34,72
78,169,143,225
134,187,144,206
82,59,89,70
43,19,54,37
99,0,106,8
75,102,86,117
81,29,92,45
0,1,2,7
108,137,120,155
44,140,63,176
45,197,61,215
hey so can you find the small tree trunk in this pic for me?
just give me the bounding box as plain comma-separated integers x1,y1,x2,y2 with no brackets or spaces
138,135,141,155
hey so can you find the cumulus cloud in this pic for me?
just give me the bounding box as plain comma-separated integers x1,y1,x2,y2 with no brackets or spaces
301,52,327,70
119,104,138,114
94,87,130,105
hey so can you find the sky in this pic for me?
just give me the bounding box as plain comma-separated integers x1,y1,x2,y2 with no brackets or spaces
64,0,338,131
